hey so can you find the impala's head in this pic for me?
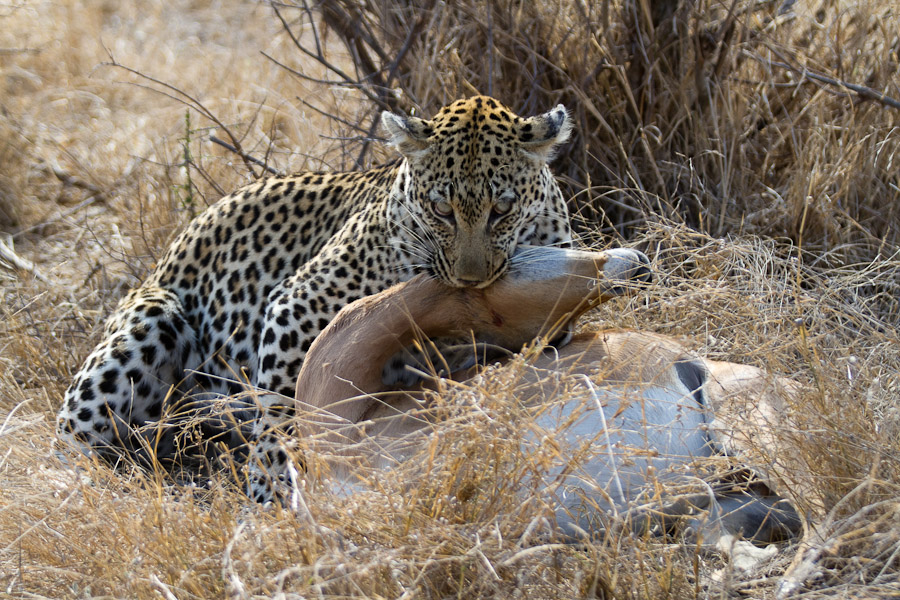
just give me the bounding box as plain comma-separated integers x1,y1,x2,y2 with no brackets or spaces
383,96,572,288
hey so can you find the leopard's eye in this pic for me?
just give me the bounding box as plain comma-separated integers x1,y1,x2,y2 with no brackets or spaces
493,199,513,215
433,200,454,217
492,191,516,218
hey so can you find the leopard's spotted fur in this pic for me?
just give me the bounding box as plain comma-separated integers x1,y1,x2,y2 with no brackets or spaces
57,96,573,498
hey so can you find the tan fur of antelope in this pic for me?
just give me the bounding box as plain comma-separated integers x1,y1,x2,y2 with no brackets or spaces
293,246,801,544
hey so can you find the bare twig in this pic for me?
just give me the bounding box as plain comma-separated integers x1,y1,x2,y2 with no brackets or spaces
0,47,40,55
209,135,282,176
37,161,106,198
260,51,372,95
185,156,227,199
351,8,429,166
12,195,98,239
149,573,179,600
269,2,389,111
0,237,50,284
747,50,900,110
269,0,431,167
296,96,369,135
101,55,263,178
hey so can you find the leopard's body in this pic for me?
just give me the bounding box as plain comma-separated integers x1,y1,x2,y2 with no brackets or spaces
57,96,574,497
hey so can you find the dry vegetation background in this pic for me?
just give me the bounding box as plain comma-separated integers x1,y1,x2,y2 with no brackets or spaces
1,0,899,597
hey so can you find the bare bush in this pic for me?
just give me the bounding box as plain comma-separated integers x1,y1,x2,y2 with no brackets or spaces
281,0,900,268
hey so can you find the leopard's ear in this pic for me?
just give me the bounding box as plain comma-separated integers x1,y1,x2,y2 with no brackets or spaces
381,111,433,158
515,104,571,162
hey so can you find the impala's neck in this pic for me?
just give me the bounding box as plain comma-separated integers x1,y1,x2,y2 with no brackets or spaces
295,276,460,426
294,246,650,431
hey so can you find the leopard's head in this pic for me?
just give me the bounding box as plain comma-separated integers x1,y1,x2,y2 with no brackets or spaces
383,96,572,288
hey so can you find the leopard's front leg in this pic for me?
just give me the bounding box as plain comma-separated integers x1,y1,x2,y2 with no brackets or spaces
246,237,402,502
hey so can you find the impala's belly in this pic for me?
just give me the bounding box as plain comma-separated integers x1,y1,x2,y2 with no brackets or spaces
526,383,711,539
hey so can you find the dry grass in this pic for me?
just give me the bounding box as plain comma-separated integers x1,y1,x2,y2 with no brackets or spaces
1,0,899,597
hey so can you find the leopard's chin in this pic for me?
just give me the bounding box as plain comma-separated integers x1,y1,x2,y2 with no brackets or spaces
445,267,506,289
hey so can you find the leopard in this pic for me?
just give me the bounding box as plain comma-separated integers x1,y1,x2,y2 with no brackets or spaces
56,95,574,500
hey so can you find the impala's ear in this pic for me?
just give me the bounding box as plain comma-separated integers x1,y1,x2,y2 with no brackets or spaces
381,111,433,158
515,104,572,162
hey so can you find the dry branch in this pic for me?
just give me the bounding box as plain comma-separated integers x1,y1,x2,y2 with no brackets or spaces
0,237,49,283
748,51,900,111
101,56,266,180
210,135,282,176
37,161,106,198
